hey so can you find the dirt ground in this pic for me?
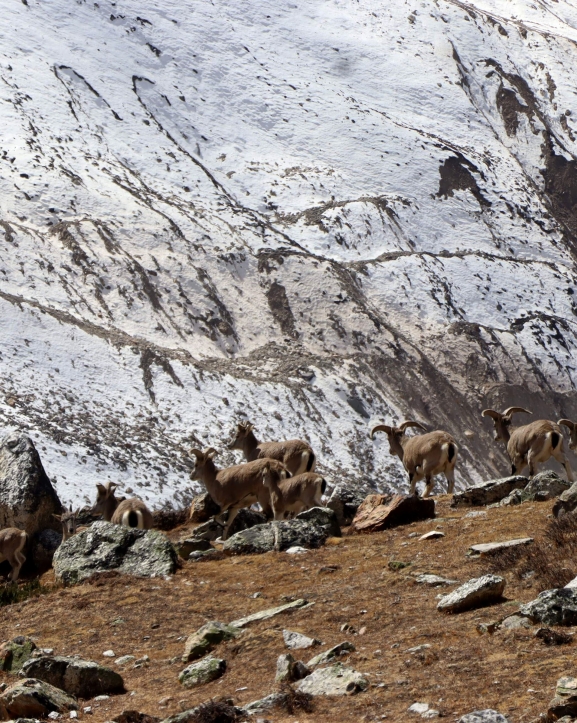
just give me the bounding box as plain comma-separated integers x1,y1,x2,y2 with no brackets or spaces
0,497,569,722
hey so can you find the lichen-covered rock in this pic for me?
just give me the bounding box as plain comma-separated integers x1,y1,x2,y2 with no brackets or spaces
52,521,178,583
522,471,570,501
451,476,527,507
178,657,226,688
327,484,367,526
0,678,77,718
519,588,577,626
437,575,505,613
554,482,577,517
0,433,62,535
458,711,509,723
297,663,368,696
20,656,124,697
223,508,338,555
499,489,524,507
188,493,220,523
189,519,223,542
227,508,268,537
0,638,37,673
182,622,241,662
307,642,355,668
173,538,212,559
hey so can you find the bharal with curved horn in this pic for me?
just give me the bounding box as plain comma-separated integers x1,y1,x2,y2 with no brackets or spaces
481,407,573,480
370,420,458,497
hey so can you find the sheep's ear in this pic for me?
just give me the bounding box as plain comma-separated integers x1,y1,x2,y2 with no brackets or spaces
53,514,62,522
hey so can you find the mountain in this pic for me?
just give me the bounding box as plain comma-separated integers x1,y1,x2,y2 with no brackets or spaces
2,0,577,508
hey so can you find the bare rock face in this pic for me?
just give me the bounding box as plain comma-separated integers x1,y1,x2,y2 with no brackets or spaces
0,433,62,535
351,494,434,533
437,575,505,613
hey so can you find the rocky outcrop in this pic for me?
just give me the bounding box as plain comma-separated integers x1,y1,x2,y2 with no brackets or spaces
222,508,339,555
283,630,321,650
230,598,309,628
437,575,505,613
20,656,124,697
0,678,77,718
52,521,178,583
297,663,368,696
0,638,37,673
451,477,527,507
188,493,220,523
307,642,355,668
547,676,577,720
0,433,62,535
519,588,577,626
522,471,570,501
327,484,367,526
553,482,577,517
350,494,434,533
274,653,310,683
182,622,241,662
178,657,226,688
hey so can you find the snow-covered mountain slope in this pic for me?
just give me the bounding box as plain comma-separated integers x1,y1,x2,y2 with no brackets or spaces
2,0,577,508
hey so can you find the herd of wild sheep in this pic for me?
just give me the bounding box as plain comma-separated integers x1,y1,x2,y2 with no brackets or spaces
1,408,576,584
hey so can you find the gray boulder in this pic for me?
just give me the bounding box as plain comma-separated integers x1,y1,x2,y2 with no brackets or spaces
0,433,62,535
182,622,241,662
178,657,226,688
499,489,524,507
52,521,178,583
458,712,509,723
189,519,223,541
522,471,570,501
297,663,368,696
327,484,367,526
223,507,339,555
275,653,310,683
227,508,268,537
242,693,289,714
20,656,124,697
451,476,527,507
0,678,77,718
554,482,577,517
437,575,505,613
519,588,577,626
547,676,577,720
307,641,355,668
173,538,211,559
283,630,321,650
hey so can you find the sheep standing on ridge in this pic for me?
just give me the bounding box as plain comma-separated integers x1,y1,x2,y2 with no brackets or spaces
482,407,573,480
370,420,458,497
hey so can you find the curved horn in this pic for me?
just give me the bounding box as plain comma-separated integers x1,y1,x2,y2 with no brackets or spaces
204,447,217,458
190,448,204,459
503,406,532,418
559,419,576,430
481,409,502,419
398,420,427,433
370,424,393,439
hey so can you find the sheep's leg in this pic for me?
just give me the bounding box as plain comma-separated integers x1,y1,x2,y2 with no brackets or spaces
222,506,242,540
408,473,417,495
526,450,537,478
9,553,23,582
553,446,574,482
423,477,434,498
445,467,455,494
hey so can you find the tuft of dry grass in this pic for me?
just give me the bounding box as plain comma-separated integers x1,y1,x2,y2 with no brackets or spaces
189,700,243,723
489,513,577,590
279,683,314,714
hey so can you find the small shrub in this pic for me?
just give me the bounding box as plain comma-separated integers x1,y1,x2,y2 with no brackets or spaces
190,700,242,723
280,683,314,714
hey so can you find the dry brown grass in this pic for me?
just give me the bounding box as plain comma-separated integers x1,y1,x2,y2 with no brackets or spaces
0,498,571,722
